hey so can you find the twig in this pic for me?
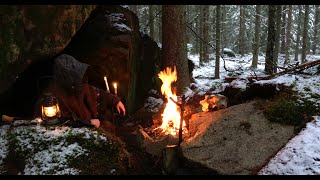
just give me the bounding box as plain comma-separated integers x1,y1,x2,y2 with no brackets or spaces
186,25,216,51
144,9,162,31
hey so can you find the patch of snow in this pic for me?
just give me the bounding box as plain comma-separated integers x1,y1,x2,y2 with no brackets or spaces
109,13,132,33
144,97,163,113
0,125,10,174
183,87,194,99
113,23,132,32
229,78,249,90
120,5,129,9
259,116,320,175
3,124,114,175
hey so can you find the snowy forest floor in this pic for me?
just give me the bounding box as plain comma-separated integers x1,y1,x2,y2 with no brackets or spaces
1,52,320,175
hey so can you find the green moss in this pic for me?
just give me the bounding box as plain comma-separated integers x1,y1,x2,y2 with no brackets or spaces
0,6,24,78
317,65,320,74
66,129,129,175
304,86,311,92
265,96,319,133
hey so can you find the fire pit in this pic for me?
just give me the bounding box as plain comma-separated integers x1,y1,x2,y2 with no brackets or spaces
137,66,189,156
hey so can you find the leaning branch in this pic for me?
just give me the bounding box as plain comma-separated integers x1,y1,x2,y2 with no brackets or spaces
225,59,320,83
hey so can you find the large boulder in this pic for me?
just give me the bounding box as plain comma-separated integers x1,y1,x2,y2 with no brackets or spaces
0,5,96,92
63,5,161,114
181,100,295,175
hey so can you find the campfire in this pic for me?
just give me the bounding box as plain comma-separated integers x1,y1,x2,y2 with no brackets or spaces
153,66,188,137
137,66,189,156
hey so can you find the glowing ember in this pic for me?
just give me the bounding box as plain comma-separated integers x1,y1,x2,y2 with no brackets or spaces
155,66,187,136
199,95,228,112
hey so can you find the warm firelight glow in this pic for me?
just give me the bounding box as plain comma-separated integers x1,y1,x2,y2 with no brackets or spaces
43,106,58,117
156,66,188,136
113,82,117,96
199,95,221,112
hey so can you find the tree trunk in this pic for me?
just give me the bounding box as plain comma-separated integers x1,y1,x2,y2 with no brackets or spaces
158,6,162,44
162,5,190,94
252,5,261,69
280,5,287,54
239,5,245,56
265,5,277,75
199,5,204,63
148,5,154,39
186,5,190,44
130,5,138,14
195,6,200,55
294,5,303,62
203,5,209,62
273,5,282,73
301,5,309,63
312,5,319,54
284,5,292,65
215,5,221,79
221,5,227,50
143,6,148,32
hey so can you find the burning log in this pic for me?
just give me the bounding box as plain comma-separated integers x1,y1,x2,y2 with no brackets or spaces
199,94,228,112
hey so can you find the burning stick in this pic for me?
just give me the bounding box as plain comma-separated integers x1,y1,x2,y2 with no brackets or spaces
104,76,110,93
170,95,186,147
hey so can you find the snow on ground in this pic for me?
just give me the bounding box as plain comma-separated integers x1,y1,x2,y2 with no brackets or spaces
0,119,116,175
0,49,320,175
147,50,320,175
0,125,10,174
258,116,320,175
188,52,320,175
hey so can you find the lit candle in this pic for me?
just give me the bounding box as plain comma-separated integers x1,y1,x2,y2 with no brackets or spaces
104,76,110,93
113,82,117,97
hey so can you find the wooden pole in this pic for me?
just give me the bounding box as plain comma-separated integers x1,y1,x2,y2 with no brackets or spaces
170,95,186,147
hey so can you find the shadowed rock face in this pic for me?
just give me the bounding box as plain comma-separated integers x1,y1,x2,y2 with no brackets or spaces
0,5,96,92
0,5,161,118
181,100,295,175
63,5,161,114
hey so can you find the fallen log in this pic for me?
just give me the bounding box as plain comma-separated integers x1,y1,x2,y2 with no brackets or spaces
225,59,320,83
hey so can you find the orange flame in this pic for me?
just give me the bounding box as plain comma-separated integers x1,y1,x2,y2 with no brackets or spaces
156,66,187,136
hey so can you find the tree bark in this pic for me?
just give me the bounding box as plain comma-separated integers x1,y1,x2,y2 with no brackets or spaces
239,5,245,56
284,5,292,65
280,5,287,54
312,5,319,54
301,5,309,63
203,5,209,62
252,5,261,69
199,5,204,63
265,5,277,75
130,5,138,14
221,5,227,50
162,5,190,94
294,5,303,62
158,5,162,44
273,5,282,73
215,5,221,79
148,5,154,39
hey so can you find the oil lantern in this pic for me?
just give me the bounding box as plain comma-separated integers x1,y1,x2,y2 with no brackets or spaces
41,92,61,124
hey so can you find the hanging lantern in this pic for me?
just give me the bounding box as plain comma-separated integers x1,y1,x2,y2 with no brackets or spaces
41,92,61,124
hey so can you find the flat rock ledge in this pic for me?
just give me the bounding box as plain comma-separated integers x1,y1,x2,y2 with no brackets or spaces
181,100,295,175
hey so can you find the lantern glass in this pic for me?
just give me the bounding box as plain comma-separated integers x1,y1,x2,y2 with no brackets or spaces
41,93,61,123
